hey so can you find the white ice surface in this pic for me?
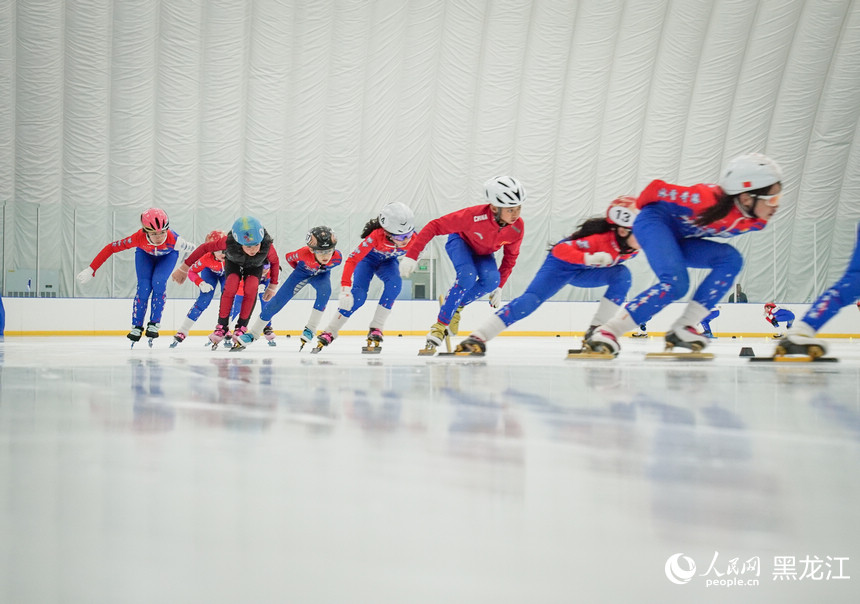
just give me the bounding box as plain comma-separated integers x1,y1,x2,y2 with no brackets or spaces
1,334,859,603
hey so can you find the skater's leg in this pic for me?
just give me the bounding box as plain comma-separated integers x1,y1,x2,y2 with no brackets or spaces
132,249,156,327
802,231,860,332
458,254,501,308
148,250,178,325
375,258,402,310
260,272,308,322
235,272,261,329
439,235,480,324
341,259,375,318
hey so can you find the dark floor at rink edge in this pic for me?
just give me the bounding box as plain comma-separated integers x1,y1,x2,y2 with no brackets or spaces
1,335,859,604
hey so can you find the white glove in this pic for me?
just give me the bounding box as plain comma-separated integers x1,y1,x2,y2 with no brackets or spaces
399,256,418,278
258,283,266,294
76,268,94,284
338,286,354,311
198,282,214,293
489,287,502,309
584,252,613,267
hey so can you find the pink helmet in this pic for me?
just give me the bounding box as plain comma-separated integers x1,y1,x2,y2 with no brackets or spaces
141,208,169,232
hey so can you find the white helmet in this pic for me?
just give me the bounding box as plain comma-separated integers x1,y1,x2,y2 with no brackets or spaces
378,202,415,235
719,153,783,195
484,175,526,208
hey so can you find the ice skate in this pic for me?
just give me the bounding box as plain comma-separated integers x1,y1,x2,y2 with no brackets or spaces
222,330,234,350
300,327,315,351
569,326,614,358
145,321,160,347
749,322,836,362
362,328,383,354
419,322,449,356
170,332,186,349
664,326,709,352
569,326,617,359
445,335,485,356
209,324,227,350
127,326,143,348
773,332,829,360
230,326,255,352
311,331,334,354
582,328,620,357
644,326,714,360
263,324,277,347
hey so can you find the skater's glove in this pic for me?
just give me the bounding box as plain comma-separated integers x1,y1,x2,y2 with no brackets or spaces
338,286,354,311
489,287,502,309
76,268,94,284
584,252,613,267
198,282,214,293
171,264,189,284
399,256,418,278
263,283,277,302
770,318,779,327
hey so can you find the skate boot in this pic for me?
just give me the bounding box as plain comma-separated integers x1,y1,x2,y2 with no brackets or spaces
300,327,315,351
447,307,464,336
420,322,449,355
263,324,277,347
209,324,228,350
363,328,383,354
584,328,620,356
127,326,143,347
664,326,709,352
230,326,253,352
774,330,827,359
222,329,234,349
170,332,187,348
454,335,486,355
145,322,160,347
311,331,334,354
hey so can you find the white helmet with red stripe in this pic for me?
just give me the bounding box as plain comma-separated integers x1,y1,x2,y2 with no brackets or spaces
720,153,783,195
605,196,638,228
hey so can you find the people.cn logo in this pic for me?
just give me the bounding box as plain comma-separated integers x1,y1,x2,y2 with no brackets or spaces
665,553,697,585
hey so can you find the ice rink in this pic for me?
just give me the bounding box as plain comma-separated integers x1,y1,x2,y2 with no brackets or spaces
2,333,859,603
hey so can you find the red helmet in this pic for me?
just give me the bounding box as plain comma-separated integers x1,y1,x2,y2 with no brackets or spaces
765,302,777,310
606,196,638,228
141,208,169,232
205,229,226,243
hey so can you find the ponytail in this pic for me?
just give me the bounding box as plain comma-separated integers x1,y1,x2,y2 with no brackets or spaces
360,217,381,239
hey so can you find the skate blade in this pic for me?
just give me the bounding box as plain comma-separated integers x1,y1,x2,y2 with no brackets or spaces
147,338,155,348
645,352,714,360
169,342,178,349
437,351,484,357
361,346,382,354
566,349,615,360
418,348,437,356
750,356,838,363
310,347,323,354
267,341,277,347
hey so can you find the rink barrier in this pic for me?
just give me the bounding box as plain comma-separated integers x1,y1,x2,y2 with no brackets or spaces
2,297,860,338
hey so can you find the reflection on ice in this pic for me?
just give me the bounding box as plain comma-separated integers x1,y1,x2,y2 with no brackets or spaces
1,336,859,603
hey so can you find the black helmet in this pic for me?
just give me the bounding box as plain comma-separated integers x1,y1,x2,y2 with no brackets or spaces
306,226,337,251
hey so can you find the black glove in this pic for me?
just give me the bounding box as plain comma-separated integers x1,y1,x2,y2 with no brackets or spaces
770,318,779,327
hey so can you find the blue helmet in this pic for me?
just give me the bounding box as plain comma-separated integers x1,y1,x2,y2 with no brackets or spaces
231,216,264,246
